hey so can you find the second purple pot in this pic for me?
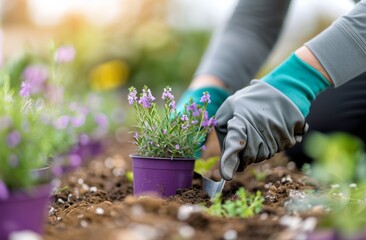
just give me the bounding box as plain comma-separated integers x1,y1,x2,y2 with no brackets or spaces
0,183,52,239
131,155,195,197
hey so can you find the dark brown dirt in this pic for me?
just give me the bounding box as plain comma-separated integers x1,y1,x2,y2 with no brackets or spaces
44,132,320,240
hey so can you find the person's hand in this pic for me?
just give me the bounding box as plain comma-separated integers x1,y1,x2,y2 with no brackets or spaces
216,52,331,180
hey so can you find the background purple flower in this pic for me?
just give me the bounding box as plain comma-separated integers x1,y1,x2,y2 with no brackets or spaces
0,179,9,200
7,130,22,148
175,144,180,150
8,154,19,167
94,113,109,129
54,115,70,129
20,65,48,97
54,45,76,63
68,154,82,167
161,87,174,100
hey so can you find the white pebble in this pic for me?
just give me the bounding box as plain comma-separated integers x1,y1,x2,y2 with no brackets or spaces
112,168,124,177
279,215,302,230
178,225,195,239
131,204,145,216
223,229,238,240
301,217,317,232
77,178,84,185
57,198,65,204
90,186,97,192
80,220,88,228
82,184,89,191
288,190,305,199
95,207,105,215
48,207,55,215
104,158,115,168
260,213,268,220
177,205,202,221
57,217,62,221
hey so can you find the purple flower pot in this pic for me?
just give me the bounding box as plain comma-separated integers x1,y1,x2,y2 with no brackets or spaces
131,155,195,197
0,183,52,239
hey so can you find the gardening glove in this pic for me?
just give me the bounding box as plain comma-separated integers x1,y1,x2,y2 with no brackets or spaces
216,53,331,180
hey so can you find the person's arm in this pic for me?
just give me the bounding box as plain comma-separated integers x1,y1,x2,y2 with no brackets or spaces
194,0,291,92
305,0,366,87
216,1,366,181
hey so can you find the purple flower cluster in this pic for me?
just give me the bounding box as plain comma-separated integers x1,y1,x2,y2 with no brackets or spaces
128,87,138,105
162,86,176,111
7,130,22,148
200,91,211,103
20,65,48,97
138,88,156,108
54,45,76,63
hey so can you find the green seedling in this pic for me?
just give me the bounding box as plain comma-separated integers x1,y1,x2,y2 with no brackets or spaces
252,169,267,182
205,187,264,218
194,156,220,176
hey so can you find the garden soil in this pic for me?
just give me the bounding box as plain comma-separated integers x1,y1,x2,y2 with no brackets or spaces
44,132,322,240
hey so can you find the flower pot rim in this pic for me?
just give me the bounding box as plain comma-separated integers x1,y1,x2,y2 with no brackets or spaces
129,154,195,161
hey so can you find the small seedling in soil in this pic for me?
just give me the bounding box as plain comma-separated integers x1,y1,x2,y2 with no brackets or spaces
205,187,264,218
252,169,267,182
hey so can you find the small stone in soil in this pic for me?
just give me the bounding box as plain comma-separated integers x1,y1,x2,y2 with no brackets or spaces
77,178,84,185
57,198,65,204
112,168,124,177
301,217,317,232
80,220,88,228
104,157,115,168
82,184,89,191
90,186,98,192
131,204,145,216
178,225,195,239
95,207,105,215
223,229,238,240
177,204,202,221
260,213,268,220
48,207,55,215
279,215,302,230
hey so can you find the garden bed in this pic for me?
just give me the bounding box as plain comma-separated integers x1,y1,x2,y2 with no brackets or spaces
44,133,322,240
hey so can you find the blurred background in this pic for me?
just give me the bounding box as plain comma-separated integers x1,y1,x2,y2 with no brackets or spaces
0,0,355,94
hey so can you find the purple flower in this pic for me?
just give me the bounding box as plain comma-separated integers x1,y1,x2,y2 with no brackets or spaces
180,114,188,122
71,114,86,128
181,123,189,130
162,129,167,135
192,109,202,117
161,87,174,100
19,81,32,97
200,91,211,103
54,45,76,63
22,65,48,94
128,87,138,105
175,144,180,150
0,179,9,200
94,113,109,129
8,154,19,167
191,120,198,125
54,115,70,129
186,102,197,112
79,134,90,145
7,131,22,148
133,132,139,139
201,145,206,151
68,154,82,167
169,100,176,111
138,87,156,108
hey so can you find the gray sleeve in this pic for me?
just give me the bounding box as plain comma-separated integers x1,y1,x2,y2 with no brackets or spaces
306,0,366,87
194,0,291,92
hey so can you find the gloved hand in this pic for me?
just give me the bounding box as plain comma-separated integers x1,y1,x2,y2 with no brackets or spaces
216,53,331,180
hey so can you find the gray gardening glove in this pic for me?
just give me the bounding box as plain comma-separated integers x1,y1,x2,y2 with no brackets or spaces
215,80,307,180
215,53,331,180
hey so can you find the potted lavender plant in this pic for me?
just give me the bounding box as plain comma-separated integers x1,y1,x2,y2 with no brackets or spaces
128,86,216,197
0,79,76,239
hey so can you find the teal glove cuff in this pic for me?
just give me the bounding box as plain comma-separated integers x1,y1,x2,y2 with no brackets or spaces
176,86,230,118
262,53,331,117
